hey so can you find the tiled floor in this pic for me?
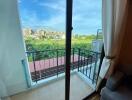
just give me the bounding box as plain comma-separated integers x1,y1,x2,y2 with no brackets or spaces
10,74,93,100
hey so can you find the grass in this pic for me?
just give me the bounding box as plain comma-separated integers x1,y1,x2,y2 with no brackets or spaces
24,35,102,61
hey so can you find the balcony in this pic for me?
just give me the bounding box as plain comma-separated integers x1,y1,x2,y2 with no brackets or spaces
26,48,100,83
9,48,100,100
10,73,94,100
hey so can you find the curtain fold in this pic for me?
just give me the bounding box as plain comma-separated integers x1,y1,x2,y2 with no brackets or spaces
99,0,128,79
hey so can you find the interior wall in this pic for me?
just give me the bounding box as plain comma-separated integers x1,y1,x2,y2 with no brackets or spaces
118,1,132,67
0,0,29,97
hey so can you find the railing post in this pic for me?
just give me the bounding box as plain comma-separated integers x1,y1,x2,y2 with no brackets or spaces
89,54,92,78
92,53,98,84
86,53,89,76
78,48,80,71
96,45,105,85
49,51,50,69
83,50,85,74
32,52,37,83
57,50,59,77
72,48,74,70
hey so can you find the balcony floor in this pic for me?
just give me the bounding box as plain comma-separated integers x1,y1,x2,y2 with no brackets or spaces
10,73,94,100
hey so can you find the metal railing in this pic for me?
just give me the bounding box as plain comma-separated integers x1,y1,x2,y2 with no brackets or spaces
26,48,100,84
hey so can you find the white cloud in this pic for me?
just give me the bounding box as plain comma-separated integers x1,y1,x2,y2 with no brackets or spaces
18,0,22,3
39,1,65,13
21,9,65,31
20,0,102,34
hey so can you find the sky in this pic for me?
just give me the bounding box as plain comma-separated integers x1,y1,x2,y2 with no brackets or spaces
18,0,102,35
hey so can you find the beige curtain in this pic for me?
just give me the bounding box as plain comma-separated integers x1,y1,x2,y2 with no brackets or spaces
99,0,128,79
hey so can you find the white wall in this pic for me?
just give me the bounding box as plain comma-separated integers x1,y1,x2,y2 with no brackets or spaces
0,0,30,97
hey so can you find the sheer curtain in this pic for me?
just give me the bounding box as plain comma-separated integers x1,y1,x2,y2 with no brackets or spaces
99,0,128,79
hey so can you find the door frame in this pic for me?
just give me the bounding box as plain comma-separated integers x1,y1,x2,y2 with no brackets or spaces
65,0,73,100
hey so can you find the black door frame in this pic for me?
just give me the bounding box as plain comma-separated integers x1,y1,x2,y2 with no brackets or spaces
65,0,73,100
65,0,104,99
65,1,104,100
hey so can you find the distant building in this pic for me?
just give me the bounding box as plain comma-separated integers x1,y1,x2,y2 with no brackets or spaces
22,28,65,39
22,28,34,36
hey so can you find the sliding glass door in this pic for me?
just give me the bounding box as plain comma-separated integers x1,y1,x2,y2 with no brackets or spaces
18,0,102,99
69,0,102,100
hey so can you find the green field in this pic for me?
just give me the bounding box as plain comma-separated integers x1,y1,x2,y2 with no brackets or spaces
25,35,99,51
25,35,102,61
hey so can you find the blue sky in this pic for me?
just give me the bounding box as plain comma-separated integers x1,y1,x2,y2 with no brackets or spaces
18,0,102,35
